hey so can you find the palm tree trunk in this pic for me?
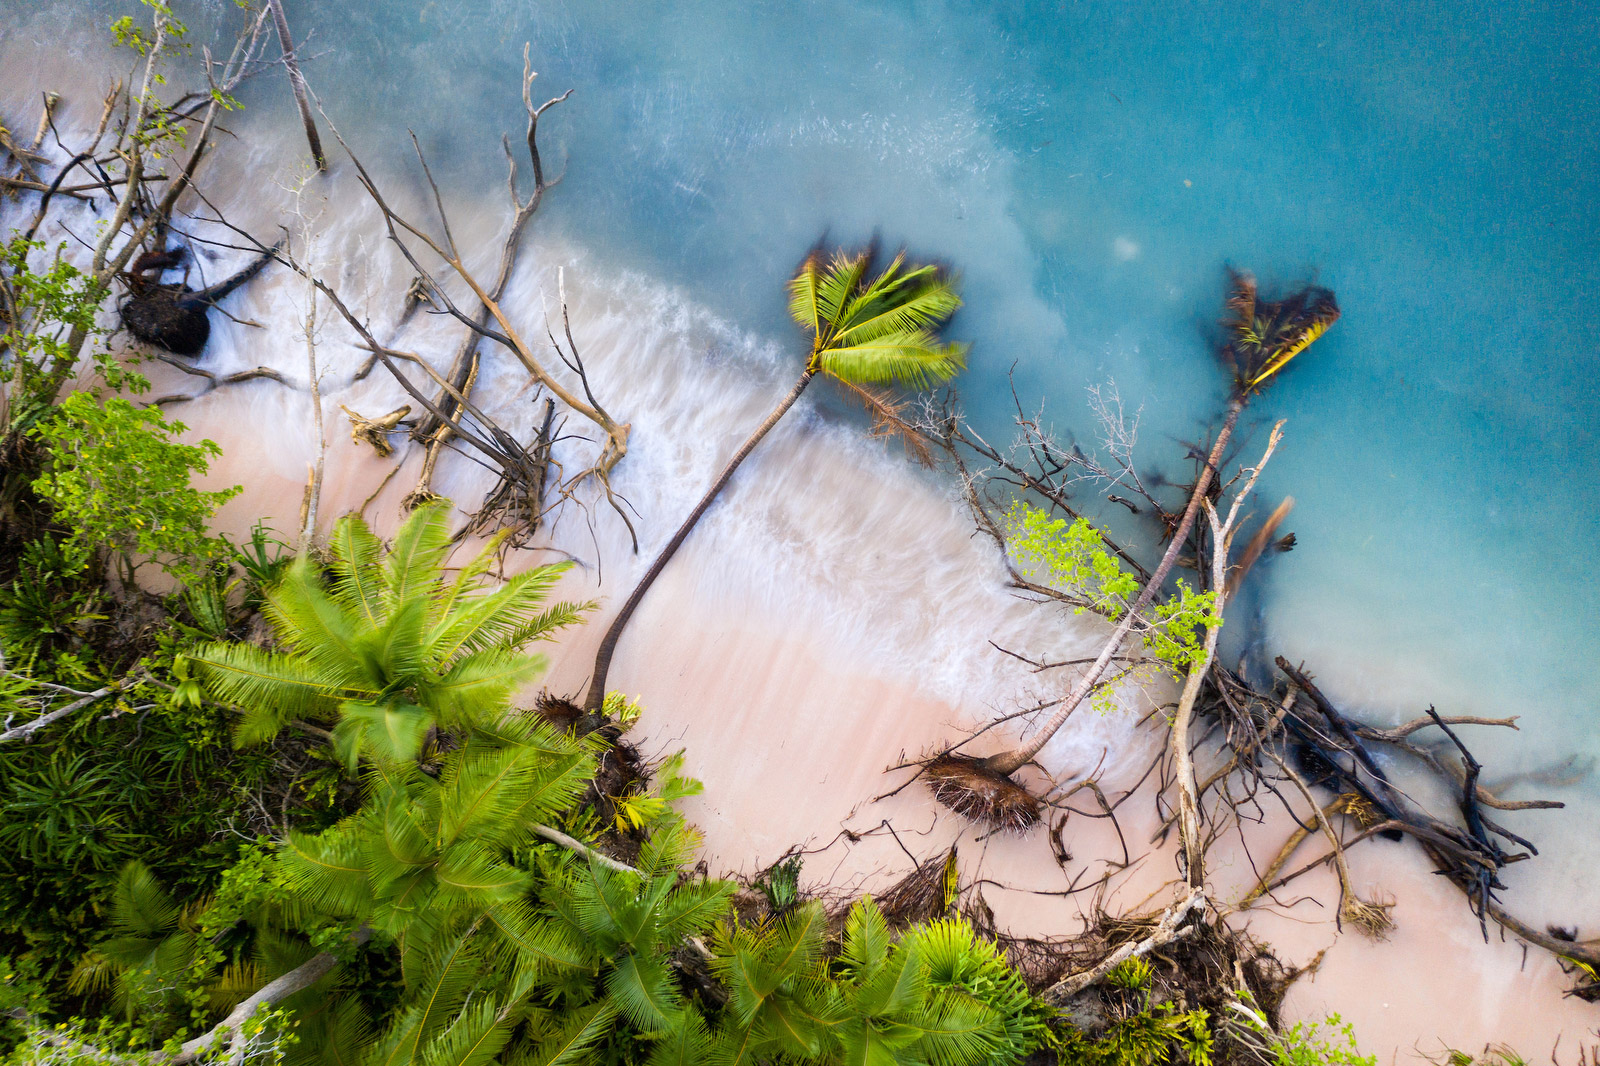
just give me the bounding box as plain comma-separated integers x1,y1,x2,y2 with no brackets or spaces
579,370,816,727
984,396,1244,776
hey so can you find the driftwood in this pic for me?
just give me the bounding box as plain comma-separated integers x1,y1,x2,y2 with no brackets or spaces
120,243,279,355
264,0,325,172
1042,888,1206,1003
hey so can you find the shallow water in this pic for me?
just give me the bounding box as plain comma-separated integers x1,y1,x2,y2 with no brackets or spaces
4,0,1599,983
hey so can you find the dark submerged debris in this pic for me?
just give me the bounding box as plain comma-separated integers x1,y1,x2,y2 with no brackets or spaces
119,244,278,356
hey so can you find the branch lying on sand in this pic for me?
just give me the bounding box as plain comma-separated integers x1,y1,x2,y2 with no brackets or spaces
1041,888,1206,1003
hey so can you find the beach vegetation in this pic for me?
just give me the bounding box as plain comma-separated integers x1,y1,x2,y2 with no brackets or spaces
919,270,1338,831
189,501,592,768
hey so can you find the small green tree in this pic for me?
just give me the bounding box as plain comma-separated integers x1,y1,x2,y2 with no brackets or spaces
30,393,238,585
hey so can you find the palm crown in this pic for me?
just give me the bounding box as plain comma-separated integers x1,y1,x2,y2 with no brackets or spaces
1222,268,1340,394
191,501,591,767
788,249,968,388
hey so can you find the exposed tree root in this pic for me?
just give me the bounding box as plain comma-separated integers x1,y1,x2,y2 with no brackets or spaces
922,752,1042,833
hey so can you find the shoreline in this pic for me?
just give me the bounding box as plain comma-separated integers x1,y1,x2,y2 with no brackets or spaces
3,28,1594,1052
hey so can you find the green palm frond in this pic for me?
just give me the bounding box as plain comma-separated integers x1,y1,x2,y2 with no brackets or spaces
906,991,1002,1066
365,1006,426,1066
428,650,548,724
199,497,582,765
832,275,963,347
285,996,373,1066
420,999,513,1066
790,248,966,393
262,560,379,685
523,1001,618,1066
605,951,682,1031
431,843,529,902
405,930,492,1052
371,595,432,691
483,902,588,974
787,253,824,338
645,1010,712,1066
109,859,180,937
382,503,454,611
426,564,578,662
189,642,351,746
335,703,434,769
500,599,596,650
816,330,968,388
811,250,871,338
207,958,266,1014
655,880,736,942
279,826,375,918
840,896,893,982
327,514,388,626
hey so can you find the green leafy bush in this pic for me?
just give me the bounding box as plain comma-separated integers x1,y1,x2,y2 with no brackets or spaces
1005,505,1221,679
30,394,238,585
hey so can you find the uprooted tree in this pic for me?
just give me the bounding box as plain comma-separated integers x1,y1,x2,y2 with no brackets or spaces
881,268,1598,1004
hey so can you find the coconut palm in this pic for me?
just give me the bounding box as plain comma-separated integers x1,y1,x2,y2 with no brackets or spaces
580,247,968,724
191,500,591,767
934,270,1338,825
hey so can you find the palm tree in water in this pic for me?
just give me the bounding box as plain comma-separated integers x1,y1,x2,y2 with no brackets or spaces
926,268,1339,831
578,246,968,726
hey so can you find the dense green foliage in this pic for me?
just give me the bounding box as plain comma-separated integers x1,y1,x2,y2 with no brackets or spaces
189,503,590,767
31,394,238,584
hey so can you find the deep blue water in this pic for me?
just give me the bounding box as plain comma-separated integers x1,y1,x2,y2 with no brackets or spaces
9,0,1600,825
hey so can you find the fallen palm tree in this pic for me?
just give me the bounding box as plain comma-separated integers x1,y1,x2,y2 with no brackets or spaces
919,269,1338,830
576,245,969,730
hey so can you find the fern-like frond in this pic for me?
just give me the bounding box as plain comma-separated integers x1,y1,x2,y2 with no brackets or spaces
657,880,736,943
426,564,572,663
109,859,179,937
420,999,512,1066
500,599,595,649
484,901,588,974
645,1010,712,1066
335,702,435,769
840,896,892,982
382,502,453,611
279,826,375,919
428,650,547,726
522,1000,617,1066
190,642,350,746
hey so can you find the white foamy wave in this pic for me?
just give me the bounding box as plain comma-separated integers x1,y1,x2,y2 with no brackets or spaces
0,42,1160,781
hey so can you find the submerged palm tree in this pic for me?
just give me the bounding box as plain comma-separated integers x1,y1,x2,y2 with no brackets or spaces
192,501,591,767
932,269,1338,827
579,246,968,724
